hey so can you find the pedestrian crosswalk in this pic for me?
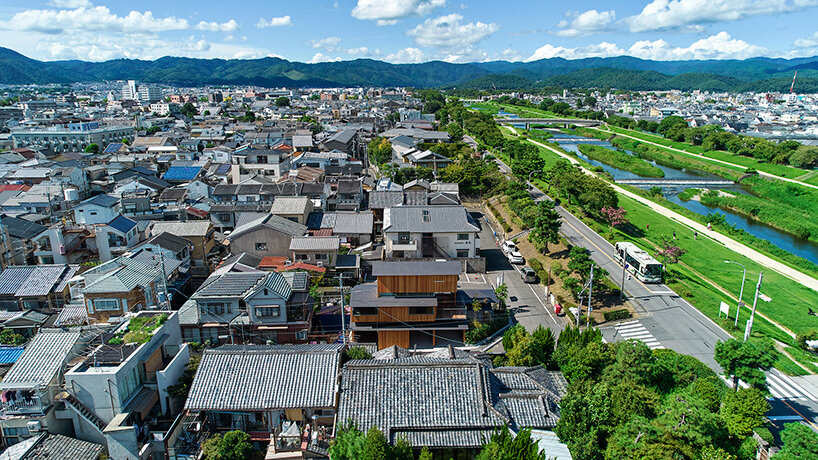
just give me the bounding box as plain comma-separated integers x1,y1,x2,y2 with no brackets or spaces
613,320,664,350
720,370,816,401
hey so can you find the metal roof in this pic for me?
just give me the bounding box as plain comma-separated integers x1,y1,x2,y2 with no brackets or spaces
371,260,461,277
162,166,202,181
184,344,343,411
108,214,137,234
289,236,339,251
383,205,479,234
0,265,71,297
81,194,119,208
0,346,25,365
333,211,373,235
0,330,81,389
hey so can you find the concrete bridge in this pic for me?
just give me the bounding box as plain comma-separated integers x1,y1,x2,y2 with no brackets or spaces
617,178,734,187
554,137,609,143
495,117,604,129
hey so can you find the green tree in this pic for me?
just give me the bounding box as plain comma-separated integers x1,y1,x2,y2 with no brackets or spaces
345,346,373,361
774,422,818,459
530,326,555,366
180,102,197,118
84,143,99,153
714,338,777,390
201,431,252,460
0,329,25,345
242,111,256,122
476,426,545,460
328,421,365,460
418,446,433,460
167,355,200,401
367,137,393,166
146,126,161,135
445,122,463,142
362,427,389,460
719,387,769,438
529,201,561,253
275,96,290,107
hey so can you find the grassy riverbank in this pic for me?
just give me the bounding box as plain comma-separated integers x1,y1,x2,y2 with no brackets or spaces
577,143,665,177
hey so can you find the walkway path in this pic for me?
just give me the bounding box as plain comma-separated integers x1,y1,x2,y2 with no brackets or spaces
508,128,818,294
594,126,818,191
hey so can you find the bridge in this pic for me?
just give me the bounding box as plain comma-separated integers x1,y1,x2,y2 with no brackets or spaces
495,117,604,129
617,178,735,187
554,137,609,143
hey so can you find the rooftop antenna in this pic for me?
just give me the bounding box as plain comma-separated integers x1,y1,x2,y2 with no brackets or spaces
790,71,797,94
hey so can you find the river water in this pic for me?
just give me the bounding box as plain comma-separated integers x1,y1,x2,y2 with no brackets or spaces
544,131,818,264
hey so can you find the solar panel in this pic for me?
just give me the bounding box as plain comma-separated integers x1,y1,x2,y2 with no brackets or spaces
215,164,231,174
103,143,124,154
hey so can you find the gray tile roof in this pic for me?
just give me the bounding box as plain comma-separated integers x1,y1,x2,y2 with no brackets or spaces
338,360,566,448
150,221,212,237
0,215,47,240
371,260,461,277
19,433,103,460
185,344,343,411
270,196,311,215
0,265,72,297
333,211,373,235
367,191,403,210
1,330,81,389
383,206,479,234
289,236,340,251
228,214,307,240
194,272,266,298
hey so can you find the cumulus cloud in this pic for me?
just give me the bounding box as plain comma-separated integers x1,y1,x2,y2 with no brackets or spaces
352,0,446,24
407,14,498,49
794,31,818,48
308,37,342,49
625,0,817,33
256,16,293,28
555,9,615,37
196,20,240,33
49,0,92,7
309,52,342,63
526,31,767,61
2,5,190,34
385,47,426,63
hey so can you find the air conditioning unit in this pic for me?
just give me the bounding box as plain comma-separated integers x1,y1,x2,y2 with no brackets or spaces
316,261,324,267
27,421,42,433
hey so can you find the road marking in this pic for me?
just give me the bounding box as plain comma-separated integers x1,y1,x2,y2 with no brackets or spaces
613,321,663,349
781,399,818,431
767,415,807,421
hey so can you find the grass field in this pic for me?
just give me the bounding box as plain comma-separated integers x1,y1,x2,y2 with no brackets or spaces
577,144,665,177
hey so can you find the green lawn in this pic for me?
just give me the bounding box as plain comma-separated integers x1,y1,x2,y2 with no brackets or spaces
577,144,665,177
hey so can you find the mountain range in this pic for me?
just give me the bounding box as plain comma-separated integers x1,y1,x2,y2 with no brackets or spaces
1,47,817,92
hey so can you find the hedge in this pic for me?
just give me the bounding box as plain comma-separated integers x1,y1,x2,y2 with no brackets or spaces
603,309,632,321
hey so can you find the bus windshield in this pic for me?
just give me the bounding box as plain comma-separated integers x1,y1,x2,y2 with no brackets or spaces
644,264,663,277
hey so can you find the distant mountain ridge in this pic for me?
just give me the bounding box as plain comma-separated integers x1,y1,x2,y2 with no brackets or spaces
0,47,816,92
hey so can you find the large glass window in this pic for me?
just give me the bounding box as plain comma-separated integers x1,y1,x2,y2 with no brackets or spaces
256,306,280,318
94,299,120,311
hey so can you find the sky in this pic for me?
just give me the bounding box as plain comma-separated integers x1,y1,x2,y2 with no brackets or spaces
0,0,817,64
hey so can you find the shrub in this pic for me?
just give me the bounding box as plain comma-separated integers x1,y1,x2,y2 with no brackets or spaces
529,258,543,272
603,309,632,321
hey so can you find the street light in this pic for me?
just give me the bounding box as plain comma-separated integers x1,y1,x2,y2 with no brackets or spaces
724,260,746,327
744,271,771,341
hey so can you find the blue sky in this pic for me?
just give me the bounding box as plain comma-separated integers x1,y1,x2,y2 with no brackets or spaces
0,0,817,63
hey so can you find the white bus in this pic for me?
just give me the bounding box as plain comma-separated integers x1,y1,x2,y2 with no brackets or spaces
614,242,664,283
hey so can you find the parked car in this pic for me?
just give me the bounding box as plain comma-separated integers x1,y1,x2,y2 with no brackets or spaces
521,267,537,283
502,240,518,254
508,251,525,265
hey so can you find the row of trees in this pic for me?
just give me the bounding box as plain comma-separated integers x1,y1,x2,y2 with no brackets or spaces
505,182,561,252
546,159,619,217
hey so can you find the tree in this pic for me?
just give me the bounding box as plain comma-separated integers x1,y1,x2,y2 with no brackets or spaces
656,237,686,265
275,96,290,107
84,143,99,154
719,387,769,438
445,122,463,142
0,329,25,345
530,326,555,366
167,355,200,401
714,338,778,390
584,96,597,107
418,446,433,460
495,283,509,308
201,430,252,460
367,137,392,166
774,422,818,459
242,111,256,122
529,202,561,253
345,346,373,361
476,426,545,460
329,421,365,460
600,206,629,228
180,102,197,118
146,126,161,135
362,427,389,460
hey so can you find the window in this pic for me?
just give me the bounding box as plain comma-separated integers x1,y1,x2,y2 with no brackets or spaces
256,306,281,318
353,307,377,316
218,213,231,222
457,233,470,241
296,254,309,260
94,299,120,311
40,255,54,264
315,253,328,260
398,232,410,244
89,211,97,216
255,242,267,251
456,249,469,258
409,306,433,315
205,302,229,315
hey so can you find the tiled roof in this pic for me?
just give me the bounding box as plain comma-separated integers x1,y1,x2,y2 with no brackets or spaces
289,236,339,251
228,214,306,240
19,433,103,460
333,212,373,235
270,196,310,215
185,344,343,411
82,258,159,294
151,221,212,237
54,305,88,327
194,272,266,298
0,215,47,240
383,205,479,234
0,265,72,297
0,330,81,389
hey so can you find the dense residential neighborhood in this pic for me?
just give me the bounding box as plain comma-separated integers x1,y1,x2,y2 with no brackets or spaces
0,70,814,460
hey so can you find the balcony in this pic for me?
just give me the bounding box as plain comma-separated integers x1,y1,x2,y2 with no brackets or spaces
390,238,417,252
0,393,46,415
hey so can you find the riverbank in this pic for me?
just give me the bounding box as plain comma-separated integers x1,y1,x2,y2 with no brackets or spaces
576,143,665,178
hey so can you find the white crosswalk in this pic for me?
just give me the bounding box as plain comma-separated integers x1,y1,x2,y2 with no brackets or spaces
720,370,816,401
613,320,664,350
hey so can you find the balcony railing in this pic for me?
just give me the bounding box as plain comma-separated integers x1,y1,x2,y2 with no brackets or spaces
0,396,46,415
390,239,417,251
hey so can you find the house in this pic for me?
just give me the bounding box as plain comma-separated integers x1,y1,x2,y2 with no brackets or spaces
94,214,139,262
226,214,307,260
63,312,189,459
349,260,467,349
232,144,292,180
162,165,204,184
0,330,84,447
383,205,480,260
0,433,103,460
289,236,339,266
73,195,120,225
404,149,452,170
0,216,47,266
337,352,567,453
269,196,314,225
175,344,343,457
331,177,363,211
331,211,374,246
322,129,357,154
177,270,312,345
149,221,215,276
0,265,78,311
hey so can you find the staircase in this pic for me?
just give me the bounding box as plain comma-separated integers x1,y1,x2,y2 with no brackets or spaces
58,392,107,432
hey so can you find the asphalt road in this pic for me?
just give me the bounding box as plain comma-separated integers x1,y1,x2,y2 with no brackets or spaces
491,155,818,429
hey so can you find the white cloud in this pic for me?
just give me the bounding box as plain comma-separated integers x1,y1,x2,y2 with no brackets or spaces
196,20,240,33
385,47,426,63
555,9,615,37
308,37,342,49
2,5,190,34
499,48,524,61
256,15,293,28
407,14,498,49
309,52,342,63
526,31,767,62
352,0,446,23
794,31,818,48
49,0,92,7
625,0,818,33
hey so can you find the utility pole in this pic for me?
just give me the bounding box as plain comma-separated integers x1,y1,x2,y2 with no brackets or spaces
339,273,347,345
158,251,169,310
587,265,594,328
744,272,764,341
619,262,627,301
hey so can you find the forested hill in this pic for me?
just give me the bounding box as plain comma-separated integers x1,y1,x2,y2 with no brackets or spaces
0,46,817,91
